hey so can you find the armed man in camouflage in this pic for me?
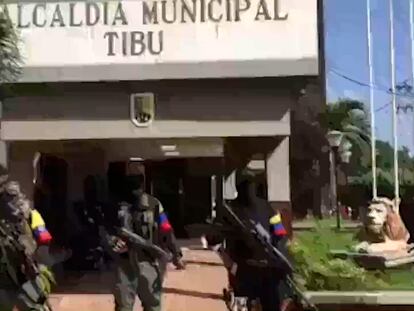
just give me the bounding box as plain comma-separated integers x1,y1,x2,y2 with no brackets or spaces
228,169,291,311
0,166,54,311
208,169,291,311
102,173,180,311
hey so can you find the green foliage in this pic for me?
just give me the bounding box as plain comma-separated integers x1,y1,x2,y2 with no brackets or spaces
349,139,414,198
349,168,393,192
321,99,368,133
0,3,21,83
290,223,389,291
322,99,371,165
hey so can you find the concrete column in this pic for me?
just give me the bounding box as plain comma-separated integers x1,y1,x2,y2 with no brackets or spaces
223,170,237,200
214,158,225,221
0,100,8,172
0,141,8,170
8,143,36,200
266,136,292,238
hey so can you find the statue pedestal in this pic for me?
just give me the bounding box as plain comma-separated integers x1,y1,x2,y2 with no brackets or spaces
331,249,414,269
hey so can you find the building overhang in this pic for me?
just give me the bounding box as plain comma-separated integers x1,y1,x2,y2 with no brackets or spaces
16,58,318,83
0,119,290,141
8,138,225,159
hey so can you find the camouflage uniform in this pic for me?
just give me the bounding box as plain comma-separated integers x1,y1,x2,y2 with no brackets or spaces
0,175,53,311
106,174,176,311
111,194,165,311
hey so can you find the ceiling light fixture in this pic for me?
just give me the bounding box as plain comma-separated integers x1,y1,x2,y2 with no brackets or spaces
129,157,144,162
164,151,180,157
160,145,177,152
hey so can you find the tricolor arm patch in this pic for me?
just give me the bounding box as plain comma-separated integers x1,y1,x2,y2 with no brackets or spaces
30,209,53,245
157,202,172,233
269,213,287,236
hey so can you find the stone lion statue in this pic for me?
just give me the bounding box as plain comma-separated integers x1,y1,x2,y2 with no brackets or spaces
354,197,412,256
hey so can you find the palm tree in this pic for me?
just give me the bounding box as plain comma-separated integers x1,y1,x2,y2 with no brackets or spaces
0,4,21,83
320,99,372,221
290,96,371,219
321,99,371,164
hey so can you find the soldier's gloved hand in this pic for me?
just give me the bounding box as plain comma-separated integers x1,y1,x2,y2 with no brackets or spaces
174,257,186,270
111,237,128,254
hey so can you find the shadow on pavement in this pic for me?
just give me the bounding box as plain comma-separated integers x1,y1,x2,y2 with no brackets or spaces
163,287,224,300
184,260,225,267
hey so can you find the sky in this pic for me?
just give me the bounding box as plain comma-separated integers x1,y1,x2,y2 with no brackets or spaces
325,0,414,154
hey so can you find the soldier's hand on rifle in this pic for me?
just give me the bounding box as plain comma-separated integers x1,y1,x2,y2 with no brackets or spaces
174,257,186,270
111,237,128,254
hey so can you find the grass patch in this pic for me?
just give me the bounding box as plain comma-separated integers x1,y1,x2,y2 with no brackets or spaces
381,268,414,290
294,218,358,228
291,221,414,291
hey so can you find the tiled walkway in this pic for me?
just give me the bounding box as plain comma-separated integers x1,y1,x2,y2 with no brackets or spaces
49,249,229,311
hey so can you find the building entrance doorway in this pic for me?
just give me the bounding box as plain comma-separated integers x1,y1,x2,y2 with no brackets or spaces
106,159,214,238
146,159,214,238
146,159,186,237
33,154,68,246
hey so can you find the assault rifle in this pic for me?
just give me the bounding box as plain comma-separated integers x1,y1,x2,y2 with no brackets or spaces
99,225,172,264
0,219,53,311
191,202,317,311
117,227,172,263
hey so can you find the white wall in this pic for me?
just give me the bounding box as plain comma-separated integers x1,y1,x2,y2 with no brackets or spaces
4,0,318,81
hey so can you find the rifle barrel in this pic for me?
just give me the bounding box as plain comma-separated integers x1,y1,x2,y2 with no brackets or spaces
118,228,171,260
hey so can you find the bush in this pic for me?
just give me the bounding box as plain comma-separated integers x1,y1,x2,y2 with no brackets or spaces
289,223,389,291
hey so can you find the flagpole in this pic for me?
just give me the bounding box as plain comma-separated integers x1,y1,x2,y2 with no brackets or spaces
367,0,377,199
389,0,399,200
410,0,414,156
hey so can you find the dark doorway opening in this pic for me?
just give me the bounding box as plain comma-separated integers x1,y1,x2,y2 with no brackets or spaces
105,159,214,238
33,154,68,246
146,159,214,238
107,161,127,202
146,159,186,237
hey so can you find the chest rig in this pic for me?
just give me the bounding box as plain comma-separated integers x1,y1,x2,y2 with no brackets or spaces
119,193,159,243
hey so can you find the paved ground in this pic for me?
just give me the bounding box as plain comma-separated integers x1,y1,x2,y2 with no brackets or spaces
49,249,229,311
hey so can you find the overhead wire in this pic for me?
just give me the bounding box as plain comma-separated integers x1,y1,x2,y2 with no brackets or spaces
329,65,414,151
328,67,414,113
329,67,414,98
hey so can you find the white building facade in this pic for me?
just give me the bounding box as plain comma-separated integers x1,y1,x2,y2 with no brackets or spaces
1,0,321,237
